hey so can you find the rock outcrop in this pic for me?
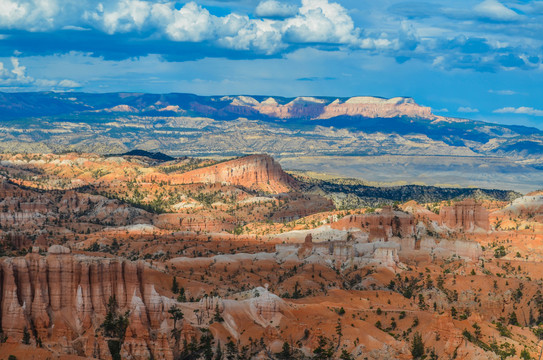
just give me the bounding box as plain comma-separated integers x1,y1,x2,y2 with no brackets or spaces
419,237,482,260
254,97,327,119
250,287,283,326
439,199,489,232
331,207,416,241
0,250,175,360
494,194,543,223
318,96,432,119
234,96,433,120
154,212,236,232
172,154,299,193
198,296,224,324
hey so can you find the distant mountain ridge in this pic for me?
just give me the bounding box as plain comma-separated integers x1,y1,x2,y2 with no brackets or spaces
0,91,541,192
1,91,541,150
1,91,540,131
0,92,435,120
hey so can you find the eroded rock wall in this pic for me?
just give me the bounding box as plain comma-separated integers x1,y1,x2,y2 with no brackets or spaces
439,200,489,232
331,207,415,241
0,250,175,359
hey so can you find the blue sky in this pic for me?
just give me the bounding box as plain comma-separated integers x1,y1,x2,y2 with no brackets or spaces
0,0,542,129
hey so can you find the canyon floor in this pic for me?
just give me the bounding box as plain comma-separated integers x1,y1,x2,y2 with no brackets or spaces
0,152,541,360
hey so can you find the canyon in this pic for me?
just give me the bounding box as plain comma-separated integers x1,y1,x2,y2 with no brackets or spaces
0,151,541,360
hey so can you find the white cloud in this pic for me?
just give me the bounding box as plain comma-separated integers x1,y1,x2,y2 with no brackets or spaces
10,58,28,79
0,57,82,89
0,0,61,31
283,0,359,44
78,0,361,54
163,2,215,42
61,25,90,31
489,89,516,95
494,106,543,116
0,57,35,86
217,18,284,54
101,0,151,34
474,0,521,21
458,106,479,113
0,0,28,28
255,0,297,18
360,37,396,50
58,79,82,88
0,0,541,73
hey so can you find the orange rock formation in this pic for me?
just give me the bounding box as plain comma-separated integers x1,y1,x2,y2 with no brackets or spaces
173,154,299,193
439,199,489,231
0,248,175,359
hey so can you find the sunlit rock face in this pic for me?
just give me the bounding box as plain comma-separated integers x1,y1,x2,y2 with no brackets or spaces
173,154,299,193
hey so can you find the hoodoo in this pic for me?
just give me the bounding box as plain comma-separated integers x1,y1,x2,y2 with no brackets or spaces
439,199,490,232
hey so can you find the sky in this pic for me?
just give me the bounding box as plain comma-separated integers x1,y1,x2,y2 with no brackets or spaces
0,0,542,129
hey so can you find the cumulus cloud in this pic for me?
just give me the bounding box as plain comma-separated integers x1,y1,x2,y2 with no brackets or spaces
0,0,541,73
494,107,543,116
0,58,33,86
162,2,216,42
0,0,363,55
0,0,60,31
255,0,297,18
458,106,479,113
0,57,81,89
217,18,285,54
101,0,153,34
80,0,361,54
283,0,359,44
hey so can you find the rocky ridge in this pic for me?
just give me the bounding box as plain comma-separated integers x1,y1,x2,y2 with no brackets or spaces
172,154,299,193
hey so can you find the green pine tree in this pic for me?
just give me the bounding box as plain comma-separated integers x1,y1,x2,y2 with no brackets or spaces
22,327,30,345
339,349,354,360
277,341,291,359
411,332,425,359
214,340,223,360
171,277,179,294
